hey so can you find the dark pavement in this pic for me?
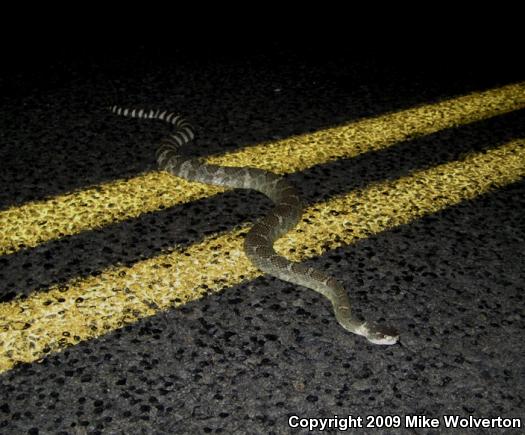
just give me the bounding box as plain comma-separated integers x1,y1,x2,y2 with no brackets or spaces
0,41,524,434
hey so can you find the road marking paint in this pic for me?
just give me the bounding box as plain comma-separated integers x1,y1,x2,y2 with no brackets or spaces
1,139,523,373
208,83,525,173
1,82,524,255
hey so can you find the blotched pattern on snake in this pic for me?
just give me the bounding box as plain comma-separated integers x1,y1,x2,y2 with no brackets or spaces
111,106,398,345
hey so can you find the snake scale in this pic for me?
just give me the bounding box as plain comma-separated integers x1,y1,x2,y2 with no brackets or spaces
111,106,399,345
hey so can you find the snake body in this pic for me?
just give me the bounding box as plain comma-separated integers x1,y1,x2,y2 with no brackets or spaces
111,106,399,345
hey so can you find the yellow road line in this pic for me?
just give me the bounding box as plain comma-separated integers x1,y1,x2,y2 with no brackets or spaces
208,82,525,173
1,82,524,255
1,139,523,373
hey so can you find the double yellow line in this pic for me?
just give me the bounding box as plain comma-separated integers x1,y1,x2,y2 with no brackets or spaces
0,82,524,372
1,82,524,256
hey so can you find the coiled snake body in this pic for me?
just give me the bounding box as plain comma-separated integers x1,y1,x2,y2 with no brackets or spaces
111,106,399,345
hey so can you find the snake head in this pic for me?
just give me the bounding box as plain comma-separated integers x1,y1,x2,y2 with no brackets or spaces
362,322,399,345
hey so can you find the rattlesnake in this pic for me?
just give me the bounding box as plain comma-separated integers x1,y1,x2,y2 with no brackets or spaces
111,106,399,345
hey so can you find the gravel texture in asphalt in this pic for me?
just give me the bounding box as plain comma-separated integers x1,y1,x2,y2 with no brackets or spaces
0,44,524,434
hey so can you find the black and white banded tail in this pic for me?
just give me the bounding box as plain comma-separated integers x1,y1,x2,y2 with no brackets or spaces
109,105,195,148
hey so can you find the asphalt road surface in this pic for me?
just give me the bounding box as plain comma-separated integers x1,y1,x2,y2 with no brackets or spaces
0,43,524,434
